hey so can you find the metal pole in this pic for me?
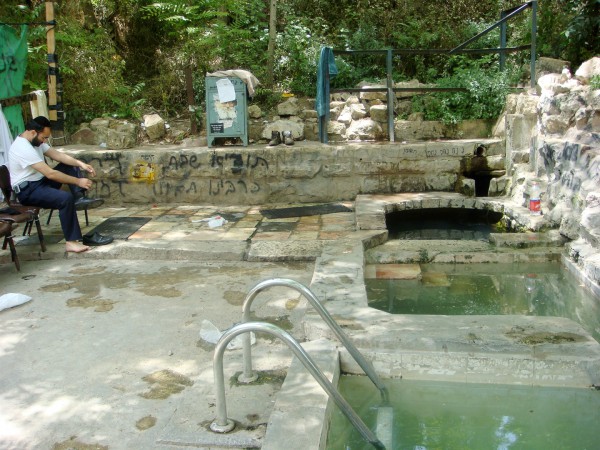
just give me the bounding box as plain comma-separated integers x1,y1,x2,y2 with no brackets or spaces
530,0,537,88
386,49,394,143
499,10,507,71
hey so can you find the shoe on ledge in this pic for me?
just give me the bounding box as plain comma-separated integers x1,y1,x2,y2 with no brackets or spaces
75,197,104,210
282,130,294,145
82,232,113,246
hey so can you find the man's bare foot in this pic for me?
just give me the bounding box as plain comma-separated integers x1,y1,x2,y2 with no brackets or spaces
66,241,90,253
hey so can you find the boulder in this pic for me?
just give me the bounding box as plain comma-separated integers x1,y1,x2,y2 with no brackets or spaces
346,118,384,141
337,106,353,125
107,128,136,149
143,114,166,140
248,104,262,119
277,97,301,116
350,103,367,121
358,83,387,101
575,56,600,82
368,104,387,123
327,120,347,142
70,127,98,145
537,57,570,75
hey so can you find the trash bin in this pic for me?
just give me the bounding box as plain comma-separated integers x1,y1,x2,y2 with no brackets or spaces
205,76,248,147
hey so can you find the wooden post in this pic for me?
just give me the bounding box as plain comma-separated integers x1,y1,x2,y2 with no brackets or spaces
45,2,57,122
185,67,197,134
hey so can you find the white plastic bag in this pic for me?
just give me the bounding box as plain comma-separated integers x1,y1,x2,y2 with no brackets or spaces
199,319,255,350
0,293,32,312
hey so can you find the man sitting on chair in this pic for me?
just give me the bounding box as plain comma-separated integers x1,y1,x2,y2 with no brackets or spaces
8,116,112,253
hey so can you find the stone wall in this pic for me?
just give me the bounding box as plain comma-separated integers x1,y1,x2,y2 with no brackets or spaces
61,139,503,206
69,80,495,149
504,57,600,283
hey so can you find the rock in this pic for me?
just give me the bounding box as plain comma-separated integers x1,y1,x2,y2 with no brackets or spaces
327,120,347,141
346,118,384,141
575,57,600,82
107,128,136,149
90,118,110,130
537,57,570,75
70,127,98,145
358,83,387,101
277,97,301,116
302,109,318,119
369,104,387,123
350,103,367,121
144,114,166,140
394,79,428,99
337,106,353,125
248,104,262,119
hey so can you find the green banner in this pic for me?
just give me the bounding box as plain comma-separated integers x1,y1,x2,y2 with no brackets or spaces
0,24,29,138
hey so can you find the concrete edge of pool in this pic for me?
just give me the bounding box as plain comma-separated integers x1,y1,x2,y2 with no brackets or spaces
259,201,600,450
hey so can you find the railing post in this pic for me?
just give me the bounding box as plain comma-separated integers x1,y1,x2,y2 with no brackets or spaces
499,10,507,71
386,49,394,143
530,0,537,89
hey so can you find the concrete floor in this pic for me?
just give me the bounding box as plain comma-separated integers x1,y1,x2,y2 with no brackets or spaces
1,203,353,449
2,198,600,449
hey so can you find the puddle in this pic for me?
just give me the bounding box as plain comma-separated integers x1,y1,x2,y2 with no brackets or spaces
223,289,245,305
67,297,117,312
40,266,218,307
140,369,193,400
135,415,157,430
229,369,287,387
507,330,586,345
52,438,108,450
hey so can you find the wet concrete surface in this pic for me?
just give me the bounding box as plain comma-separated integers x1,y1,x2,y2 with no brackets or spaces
0,257,314,449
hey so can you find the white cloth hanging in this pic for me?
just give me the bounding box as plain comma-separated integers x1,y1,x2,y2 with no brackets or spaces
30,90,49,119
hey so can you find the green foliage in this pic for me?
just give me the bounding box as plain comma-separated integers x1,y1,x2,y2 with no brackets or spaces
591,75,600,90
1,0,597,128
412,62,518,124
274,19,323,96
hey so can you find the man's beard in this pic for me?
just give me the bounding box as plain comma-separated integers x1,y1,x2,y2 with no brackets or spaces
31,135,43,146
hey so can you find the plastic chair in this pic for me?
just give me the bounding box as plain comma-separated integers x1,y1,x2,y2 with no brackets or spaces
0,165,46,252
0,219,20,271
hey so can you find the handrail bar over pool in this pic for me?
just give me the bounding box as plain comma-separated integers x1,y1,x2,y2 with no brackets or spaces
239,278,390,405
210,321,386,449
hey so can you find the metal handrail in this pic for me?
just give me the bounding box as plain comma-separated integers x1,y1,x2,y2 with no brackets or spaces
238,278,389,405
318,1,538,143
210,321,386,450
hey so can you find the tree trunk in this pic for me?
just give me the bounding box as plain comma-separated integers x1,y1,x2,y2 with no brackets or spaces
266,0,277,89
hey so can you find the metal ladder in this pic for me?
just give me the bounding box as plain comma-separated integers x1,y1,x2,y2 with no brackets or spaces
210,321,386,449
210,278,391,449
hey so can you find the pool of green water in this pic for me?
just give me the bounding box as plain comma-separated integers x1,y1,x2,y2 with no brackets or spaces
366,262,600,342
328,376,600,450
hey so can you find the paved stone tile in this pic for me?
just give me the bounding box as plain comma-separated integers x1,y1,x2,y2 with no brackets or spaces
221,228,255,240
296,223,320,231
128,230,164,240
318,231,351,240
290,231,319,240
161,229,226,241
251,231,292,241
